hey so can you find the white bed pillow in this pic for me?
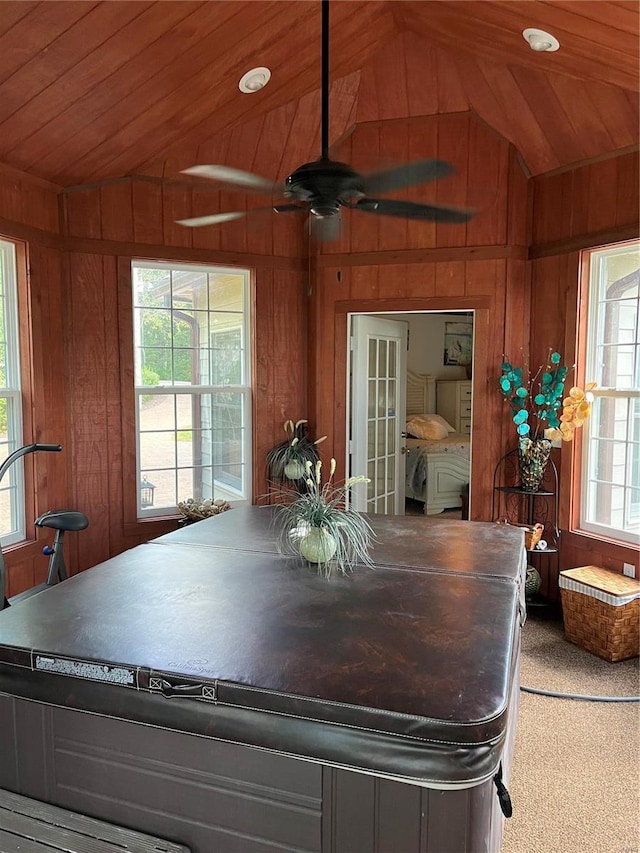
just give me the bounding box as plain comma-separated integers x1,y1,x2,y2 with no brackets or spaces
406,413,455,440
405,414,453,440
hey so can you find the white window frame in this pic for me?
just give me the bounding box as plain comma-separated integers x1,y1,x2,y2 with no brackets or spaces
578,240,639,546
131,260,252,519
0,238,24,546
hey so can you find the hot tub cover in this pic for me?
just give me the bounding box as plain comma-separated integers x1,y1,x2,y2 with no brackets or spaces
0,508,524,789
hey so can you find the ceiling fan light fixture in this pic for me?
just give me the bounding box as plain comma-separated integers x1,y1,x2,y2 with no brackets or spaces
239,66,271,93
522,28,560,52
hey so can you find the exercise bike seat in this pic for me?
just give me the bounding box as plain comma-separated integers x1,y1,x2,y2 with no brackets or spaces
35,510,89,532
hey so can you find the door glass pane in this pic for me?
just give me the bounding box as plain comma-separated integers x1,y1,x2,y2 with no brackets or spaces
369,338,377,376
368,381,376,418
388,340,397,378
378,340,387,378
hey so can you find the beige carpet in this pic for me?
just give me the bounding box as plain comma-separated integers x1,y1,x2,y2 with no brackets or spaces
502,615,640,853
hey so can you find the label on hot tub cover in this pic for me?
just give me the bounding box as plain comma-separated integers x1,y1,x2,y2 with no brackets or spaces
34,654,137,686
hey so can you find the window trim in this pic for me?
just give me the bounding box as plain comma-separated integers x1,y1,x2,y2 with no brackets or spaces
0,237,26,548
130,258,252,521
573,239,639,547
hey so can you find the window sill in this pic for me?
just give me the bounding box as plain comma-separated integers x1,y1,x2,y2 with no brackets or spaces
565,528,639,564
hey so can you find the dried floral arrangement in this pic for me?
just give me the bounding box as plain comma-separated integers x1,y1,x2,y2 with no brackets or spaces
274,458,374,578
266,419,327,482
499,351,595,442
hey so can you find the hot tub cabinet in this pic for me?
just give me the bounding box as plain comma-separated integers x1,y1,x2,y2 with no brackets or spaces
0,508,525,853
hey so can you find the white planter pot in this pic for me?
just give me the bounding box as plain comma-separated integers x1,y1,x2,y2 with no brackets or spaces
299,527,337,564
284,459,306,480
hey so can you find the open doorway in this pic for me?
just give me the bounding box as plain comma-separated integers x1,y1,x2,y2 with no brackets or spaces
348,310,474,519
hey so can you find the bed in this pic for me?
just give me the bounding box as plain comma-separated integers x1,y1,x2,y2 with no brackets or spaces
404,370,471,515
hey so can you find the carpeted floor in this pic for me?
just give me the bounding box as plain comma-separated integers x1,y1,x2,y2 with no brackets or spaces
502,614,640,853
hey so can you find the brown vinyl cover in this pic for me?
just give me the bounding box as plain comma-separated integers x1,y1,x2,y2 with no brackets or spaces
0,508,524,788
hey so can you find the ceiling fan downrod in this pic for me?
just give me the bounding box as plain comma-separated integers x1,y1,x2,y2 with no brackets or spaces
321,0,330,161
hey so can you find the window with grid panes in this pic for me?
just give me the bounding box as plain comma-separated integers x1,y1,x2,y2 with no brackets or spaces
0,238,24,545
131,261,251,518
579,240,639,546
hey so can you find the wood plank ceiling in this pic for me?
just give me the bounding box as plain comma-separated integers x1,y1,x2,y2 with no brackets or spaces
0,0,636,188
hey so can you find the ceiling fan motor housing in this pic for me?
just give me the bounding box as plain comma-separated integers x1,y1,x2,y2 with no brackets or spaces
285,159,365,216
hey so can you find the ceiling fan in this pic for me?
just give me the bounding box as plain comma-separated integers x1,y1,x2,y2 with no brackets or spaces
176,0,473,240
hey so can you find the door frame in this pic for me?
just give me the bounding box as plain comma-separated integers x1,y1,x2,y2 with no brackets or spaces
334,296,492,521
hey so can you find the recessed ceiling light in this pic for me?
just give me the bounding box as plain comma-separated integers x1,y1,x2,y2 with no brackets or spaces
522,28,560,52
239,67,271,93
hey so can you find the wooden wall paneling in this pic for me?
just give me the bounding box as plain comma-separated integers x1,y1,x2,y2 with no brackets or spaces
560,531,640,576
27,244,68,508
100,179,134,243
62,187,102,239
348,124,381,253
116,255,140,537
465,119,508,246
378,264,408,300
161,180,194,249
376,121,409,252
131,179,163,245
350,265,379,300
218,191,248,255
322,134,353,257
506,145,530,248
101,253,129,557
616,151,640,228
189,184,222,252
253,266,308,502
435,112,470,248
434,261,465,297
406,117,438,249
22,183,60,234
253,267,275,503
586,157,622,234
466,305,494,521
65,252,113,571
309,267,348,466
5,552,39,599
405,263,436,298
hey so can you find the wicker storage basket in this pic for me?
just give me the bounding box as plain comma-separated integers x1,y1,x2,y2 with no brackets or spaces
497,519,544,550
559,566,640,662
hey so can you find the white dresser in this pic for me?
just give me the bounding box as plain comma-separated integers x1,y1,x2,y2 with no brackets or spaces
436,380,472,434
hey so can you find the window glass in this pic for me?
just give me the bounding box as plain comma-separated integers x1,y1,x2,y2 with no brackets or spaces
0,239,23,546
580,241,639,545
132,262,251,518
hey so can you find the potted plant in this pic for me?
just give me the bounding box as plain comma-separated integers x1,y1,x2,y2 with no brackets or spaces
498,351,595,490
274,458,374,577
266,419,327,483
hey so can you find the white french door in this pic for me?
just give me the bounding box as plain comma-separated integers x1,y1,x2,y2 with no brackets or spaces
349,315,408,514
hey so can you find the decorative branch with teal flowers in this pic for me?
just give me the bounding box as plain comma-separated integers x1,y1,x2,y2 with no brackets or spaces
499,351,569,440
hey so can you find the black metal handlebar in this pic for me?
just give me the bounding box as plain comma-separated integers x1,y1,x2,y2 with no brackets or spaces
1,443,63,608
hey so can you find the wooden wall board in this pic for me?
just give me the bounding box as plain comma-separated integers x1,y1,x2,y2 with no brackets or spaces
100,180,134,243
531,150,640,247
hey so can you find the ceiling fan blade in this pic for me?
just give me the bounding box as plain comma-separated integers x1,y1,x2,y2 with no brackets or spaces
181,165,281,195
273,203,304,214
355,198,473,224
176,210,250,228
361,159,455,195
